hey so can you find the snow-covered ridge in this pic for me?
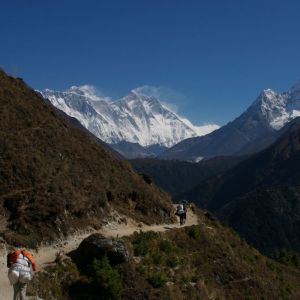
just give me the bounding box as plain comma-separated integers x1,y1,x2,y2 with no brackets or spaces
251,80,300,130
40,86,219,147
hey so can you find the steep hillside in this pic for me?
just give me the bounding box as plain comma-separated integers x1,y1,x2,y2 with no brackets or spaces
130,156,244,198
0,70,174,247
161,81,300,161
182,121,300,253
28,209,300,300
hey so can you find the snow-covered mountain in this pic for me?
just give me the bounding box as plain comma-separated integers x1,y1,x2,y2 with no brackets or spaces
161,80,300,160
254,81,300,129
40,86,219,148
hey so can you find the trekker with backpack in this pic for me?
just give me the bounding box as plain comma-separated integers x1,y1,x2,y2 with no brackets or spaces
175,204,185,225
182,200,189,223
7,249,37,300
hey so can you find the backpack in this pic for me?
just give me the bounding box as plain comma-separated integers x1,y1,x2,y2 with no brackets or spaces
7,250,21,268
7,249,36,270
21,250,36,269
7,249,36,285
176,204,184,215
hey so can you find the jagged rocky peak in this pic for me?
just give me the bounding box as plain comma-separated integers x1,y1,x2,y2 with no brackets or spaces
249,80,300,130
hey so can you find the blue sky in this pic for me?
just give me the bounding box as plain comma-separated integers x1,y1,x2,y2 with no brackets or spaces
1,0,300,125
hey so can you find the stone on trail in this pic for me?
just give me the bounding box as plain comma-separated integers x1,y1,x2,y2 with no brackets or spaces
71,233,129,268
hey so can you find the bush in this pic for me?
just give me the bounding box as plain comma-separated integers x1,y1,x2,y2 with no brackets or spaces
166,254,179,268
90,256,123,300
150,251,164,265
159,240,173,252
133,231,159,256
28,259,79,300
188,226,201,239
148,273,167,288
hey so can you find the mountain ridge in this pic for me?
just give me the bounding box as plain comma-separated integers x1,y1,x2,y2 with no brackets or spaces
161,80,300,161
40,86,219,148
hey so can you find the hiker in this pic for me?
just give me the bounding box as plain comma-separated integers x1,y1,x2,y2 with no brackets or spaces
182,199,189,223
7,249,37,300
175,203,185,225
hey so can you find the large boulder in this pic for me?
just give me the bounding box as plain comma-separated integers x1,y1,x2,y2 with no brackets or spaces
72,233,129,268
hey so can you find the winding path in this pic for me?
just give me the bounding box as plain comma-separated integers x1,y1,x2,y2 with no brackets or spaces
0,207,198,299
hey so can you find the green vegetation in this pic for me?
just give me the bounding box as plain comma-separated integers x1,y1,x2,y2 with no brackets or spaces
188,226,201,239
147,273,167,288
28,256,123,300
28,259,79,300
132,231,159,256
89,257,123,300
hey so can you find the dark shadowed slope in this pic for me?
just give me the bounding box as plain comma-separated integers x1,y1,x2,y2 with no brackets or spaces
130,156,244,198
0,70,174,247
182,120,300,253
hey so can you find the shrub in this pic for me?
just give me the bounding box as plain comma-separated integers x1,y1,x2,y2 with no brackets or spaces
148,273,167,288
188,226,201,239
166,254,179,268
133,231,159,256
136,265,147,275
150,250,164,265
90,256,122,300
159,239,173,252
27,259,79,300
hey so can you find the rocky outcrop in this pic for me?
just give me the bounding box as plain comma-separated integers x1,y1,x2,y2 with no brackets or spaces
72,234,129,268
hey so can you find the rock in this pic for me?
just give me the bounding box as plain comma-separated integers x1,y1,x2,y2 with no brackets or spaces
72,233,129,268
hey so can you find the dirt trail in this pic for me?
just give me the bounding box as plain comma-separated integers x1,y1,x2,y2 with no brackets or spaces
0,207,198,299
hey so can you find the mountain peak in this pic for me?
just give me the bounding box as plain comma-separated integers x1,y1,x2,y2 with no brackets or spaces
66,85,102,101
128,89,160,103
262,88,276,97
250,88,284,113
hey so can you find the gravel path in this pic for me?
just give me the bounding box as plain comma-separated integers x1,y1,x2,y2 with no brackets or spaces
0,206,198,299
